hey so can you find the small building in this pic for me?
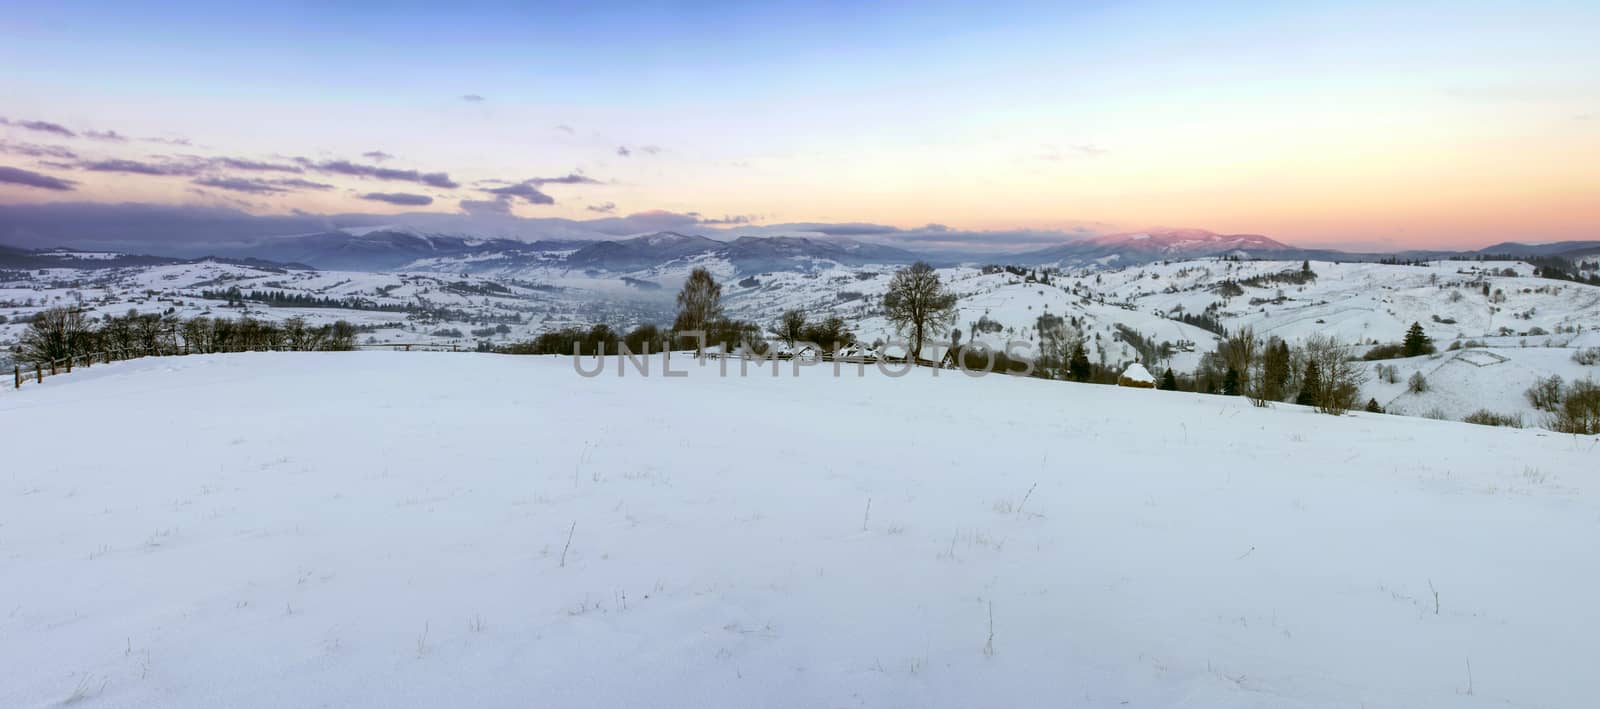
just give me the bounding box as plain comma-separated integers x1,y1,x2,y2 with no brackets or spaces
1118,363,1156,389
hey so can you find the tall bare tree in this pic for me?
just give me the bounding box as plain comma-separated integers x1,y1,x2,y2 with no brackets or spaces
672,267,724,351
770,309,806,348
20,307,91,364
883,262,957,363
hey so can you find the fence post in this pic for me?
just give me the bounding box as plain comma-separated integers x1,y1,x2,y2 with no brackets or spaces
66,357,72,373
36,364,42,384
12,365,18,389
49,360,57,376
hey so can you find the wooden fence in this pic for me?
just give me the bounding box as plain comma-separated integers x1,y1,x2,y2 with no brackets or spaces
7,342,476,391
10,346,145,390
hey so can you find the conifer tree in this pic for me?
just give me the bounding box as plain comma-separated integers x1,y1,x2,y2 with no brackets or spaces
1402,322,1434,357
1296,359,1322,407
1067,342,1092,382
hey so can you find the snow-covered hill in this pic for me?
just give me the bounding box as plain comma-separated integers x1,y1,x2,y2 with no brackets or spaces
5,254,1597,427
1,352,1595,708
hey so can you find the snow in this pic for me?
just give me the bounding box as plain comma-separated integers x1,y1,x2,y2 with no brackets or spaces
1121,362,1155,383
2,352,1596,708
3,255,1597,427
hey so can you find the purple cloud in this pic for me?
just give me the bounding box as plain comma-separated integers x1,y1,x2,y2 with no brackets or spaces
361,192,433,206
531,172,600,186
0,117,76,137
459,197,513,215
0,165,77,191
312,159,459,188
460,94,486,103
212,157,303,173
78,158,200,176
362,150,394,162
191,176,336,194
0,141,77,160
586,201,616,213
482,181,554,205
85,129,129,142
616,146,632,157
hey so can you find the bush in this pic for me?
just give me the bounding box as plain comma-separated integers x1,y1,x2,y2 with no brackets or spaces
1408,371,1429,394
1362,343,1408,361
1526,375,1564,412
1574,348,1600,366
1463,410,1523,428
1549,379,1600,435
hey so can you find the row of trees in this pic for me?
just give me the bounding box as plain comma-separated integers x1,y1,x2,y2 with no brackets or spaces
1165,328,1369,415
14,307,357,365
506,262,946,358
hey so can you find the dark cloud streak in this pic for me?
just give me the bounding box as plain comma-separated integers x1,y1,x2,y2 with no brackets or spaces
0,165,78,191
0,141,78,160
0,117,76,137
311,159,459,188
361,192,434,206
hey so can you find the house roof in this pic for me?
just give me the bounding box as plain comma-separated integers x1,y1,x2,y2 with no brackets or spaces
1121,363,1155,383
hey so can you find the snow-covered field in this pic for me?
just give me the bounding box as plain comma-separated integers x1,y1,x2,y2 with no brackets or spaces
2,352,1596,708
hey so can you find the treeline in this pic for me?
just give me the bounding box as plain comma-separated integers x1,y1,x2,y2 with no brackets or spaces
14,307,356,365
199,287,406,312
1168,328,1369,415
503,267,869,358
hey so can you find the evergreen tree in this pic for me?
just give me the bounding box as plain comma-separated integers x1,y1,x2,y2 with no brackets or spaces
1295,359,1322,407
1222,367,1240,395
1260,338,1292,401
1402,322,1434,357
1159,368,1178,391
1365,397,1385,413
1067,342,1092,382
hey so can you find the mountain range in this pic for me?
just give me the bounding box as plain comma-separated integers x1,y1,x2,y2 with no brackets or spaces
4,222,1596,275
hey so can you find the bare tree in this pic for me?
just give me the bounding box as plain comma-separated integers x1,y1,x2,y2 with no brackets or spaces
672,267,723,350
883,262,957,363
770,309,806,348
1221,326,1259,392
1303,334,1368,415
19,307,92,364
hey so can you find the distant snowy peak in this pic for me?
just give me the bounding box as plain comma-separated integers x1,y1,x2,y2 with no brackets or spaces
564,232,920,273
1085,228,1292,254
1009,228,1293,266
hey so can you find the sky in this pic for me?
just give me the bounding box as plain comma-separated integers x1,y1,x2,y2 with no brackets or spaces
1,0,1597,251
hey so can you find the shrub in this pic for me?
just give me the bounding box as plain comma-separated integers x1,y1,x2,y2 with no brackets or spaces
1375,363,1400,383
1526,375,1564,412
1463,410,1523,428
1574,348,1600,366
1408,371,1429,394
1362,343,1407,361
1549,379,1600,435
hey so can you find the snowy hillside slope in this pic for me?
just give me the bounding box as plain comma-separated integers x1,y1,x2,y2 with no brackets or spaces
1362,346,1598,423
2,352,1597,708
5,256,1596,425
